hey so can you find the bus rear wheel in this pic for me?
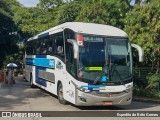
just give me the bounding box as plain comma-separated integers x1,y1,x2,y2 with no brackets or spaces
57,83,67,104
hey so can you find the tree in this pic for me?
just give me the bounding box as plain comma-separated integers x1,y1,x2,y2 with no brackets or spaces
13,7,59,36
38,0,64,10
3,43,25,69
123,1,160,69
0,0,20,67
76,0,131,29
57,1,81,24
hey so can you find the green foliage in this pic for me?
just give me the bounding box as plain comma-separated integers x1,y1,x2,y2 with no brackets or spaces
146,73,160,90
133,85,160,98
57,1,81,24
123,1,160,67
13,7,60,36
38,0,64,10
3,44,24,69
14,7,44,35
133,72,160,99
76,0,131,28
75,1,107,24
12,0,132,36
0,0,20,67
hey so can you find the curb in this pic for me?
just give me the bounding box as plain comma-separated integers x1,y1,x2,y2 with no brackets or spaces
133,96,160,104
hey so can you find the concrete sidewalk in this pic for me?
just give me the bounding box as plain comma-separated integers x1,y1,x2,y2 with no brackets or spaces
0,75,32,111
0,75,79,111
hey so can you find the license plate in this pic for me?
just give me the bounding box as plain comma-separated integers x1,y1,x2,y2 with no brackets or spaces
102,101,113,106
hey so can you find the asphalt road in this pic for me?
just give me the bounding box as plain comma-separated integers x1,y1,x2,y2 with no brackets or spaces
0,76,160,120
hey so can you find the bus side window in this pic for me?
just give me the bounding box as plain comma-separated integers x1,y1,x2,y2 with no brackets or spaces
36,39,47,55
48,46,52,54
41,42,47,54
36,41,41,54
47,36,54,55
57,46,63,54
56,41,64,55
55,32,64,58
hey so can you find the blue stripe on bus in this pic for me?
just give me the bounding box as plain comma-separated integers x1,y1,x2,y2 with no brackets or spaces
38,32,49,39
36,55,46,58
26,56,55,87
26,58,55,68
80,85,105,91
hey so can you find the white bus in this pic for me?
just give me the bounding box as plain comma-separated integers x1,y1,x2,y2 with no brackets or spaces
24,22,144,106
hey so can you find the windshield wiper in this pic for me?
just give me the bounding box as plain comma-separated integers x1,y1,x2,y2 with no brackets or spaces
93,64,108,85
111,64,124,85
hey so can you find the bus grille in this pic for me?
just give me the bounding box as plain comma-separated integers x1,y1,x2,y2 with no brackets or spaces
90,91,126,97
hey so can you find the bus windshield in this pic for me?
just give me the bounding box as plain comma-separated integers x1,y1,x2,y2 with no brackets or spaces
78,36,132,83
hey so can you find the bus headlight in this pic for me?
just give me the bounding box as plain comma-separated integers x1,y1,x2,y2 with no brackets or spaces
79,88,91,93
125,87,132,93
71,80,90,93
77,87,91,93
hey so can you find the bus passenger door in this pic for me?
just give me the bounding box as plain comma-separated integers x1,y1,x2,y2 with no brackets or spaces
66,42,76,78
63,41,78,104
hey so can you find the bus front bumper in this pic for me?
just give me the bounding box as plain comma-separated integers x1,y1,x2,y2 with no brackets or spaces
75,89,132,106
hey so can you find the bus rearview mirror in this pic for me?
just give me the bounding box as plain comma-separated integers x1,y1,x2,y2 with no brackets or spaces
67,39,79,59
131,43,144,62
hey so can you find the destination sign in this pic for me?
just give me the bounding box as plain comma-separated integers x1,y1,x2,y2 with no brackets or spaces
83,36,103,42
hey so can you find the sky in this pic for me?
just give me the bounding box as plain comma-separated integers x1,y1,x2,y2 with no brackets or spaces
16,0,39,7
130,0,136,6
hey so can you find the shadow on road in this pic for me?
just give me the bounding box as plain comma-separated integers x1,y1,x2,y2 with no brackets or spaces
0,76,47,110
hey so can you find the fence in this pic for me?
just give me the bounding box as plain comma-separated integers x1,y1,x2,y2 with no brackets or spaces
134,67,158,81
134,67,160,91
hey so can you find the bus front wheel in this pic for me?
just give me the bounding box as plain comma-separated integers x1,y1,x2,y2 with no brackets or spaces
57,83,67,105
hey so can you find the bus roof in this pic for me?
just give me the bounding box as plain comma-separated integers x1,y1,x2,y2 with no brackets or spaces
28,22,127,41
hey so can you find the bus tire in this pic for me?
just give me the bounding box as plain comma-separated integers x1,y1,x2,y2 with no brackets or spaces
30,73,36,88
57,83,67,105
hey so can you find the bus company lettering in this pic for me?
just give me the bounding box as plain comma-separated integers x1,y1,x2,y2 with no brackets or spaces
56,61,63,69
